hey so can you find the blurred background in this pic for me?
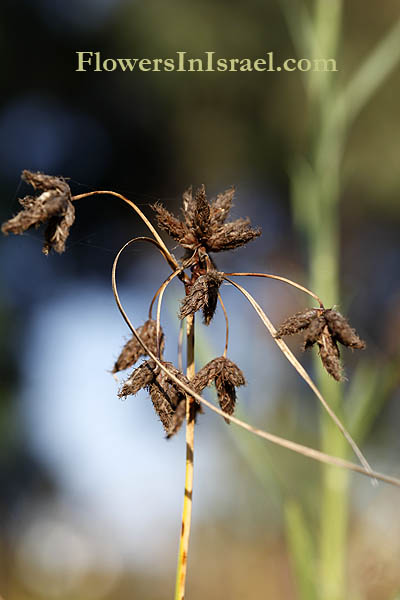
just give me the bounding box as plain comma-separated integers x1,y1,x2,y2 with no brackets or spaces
1,1,400,599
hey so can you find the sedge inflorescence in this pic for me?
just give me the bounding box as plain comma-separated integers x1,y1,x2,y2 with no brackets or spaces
2,171,366,437
113,184,259,435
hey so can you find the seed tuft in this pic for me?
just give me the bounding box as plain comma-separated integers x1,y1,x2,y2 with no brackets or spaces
1,170,75,254
192,356,245,422
152,186,261,255
275,308,365,381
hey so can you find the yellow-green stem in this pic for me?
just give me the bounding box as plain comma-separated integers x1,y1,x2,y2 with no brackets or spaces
174,314,195,600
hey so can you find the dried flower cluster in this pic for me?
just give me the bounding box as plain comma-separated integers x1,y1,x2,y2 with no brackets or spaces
152,185,261,256
119,359,193,438
2,171,367,440
179,270,223,325
275,308,366,381
111,185,258,436
192,357,246,422
1,170,75,254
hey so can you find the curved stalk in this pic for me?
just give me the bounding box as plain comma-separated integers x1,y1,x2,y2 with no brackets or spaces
111,239,400,488
224,276,373,477
218,293,229,357
155,269,182,355
224,272,324,308
72,190,179,271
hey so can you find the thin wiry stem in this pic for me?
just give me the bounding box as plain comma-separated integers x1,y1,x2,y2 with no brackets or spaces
224,272,324,308
223,277,374,478
72,190,179,271
149,277,169,320
175,314,195,600
218,293,229,358
111,239,400,488
156,269,182,356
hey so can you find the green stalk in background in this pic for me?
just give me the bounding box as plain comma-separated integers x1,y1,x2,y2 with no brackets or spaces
280,1,400,598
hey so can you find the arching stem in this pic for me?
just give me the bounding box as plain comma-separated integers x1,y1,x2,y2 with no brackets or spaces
72,190,179,271
224,272,324,308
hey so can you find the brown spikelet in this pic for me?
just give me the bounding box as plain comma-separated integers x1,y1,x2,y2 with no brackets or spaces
303,315,326,349
150,362,190,437
318,327,342,381
207,218,261,252
179,271,223,325
150,185,261,255
120,358,192,437
112,320,164,373
275,309,319,338
118,360,156,398
2,170,75,254
192,356,245,422
192,185,211,238
276,307,365,380
152,202,186,242
210,187,235,226
324,309,366,349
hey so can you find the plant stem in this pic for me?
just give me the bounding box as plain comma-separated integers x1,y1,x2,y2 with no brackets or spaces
174,314,195,600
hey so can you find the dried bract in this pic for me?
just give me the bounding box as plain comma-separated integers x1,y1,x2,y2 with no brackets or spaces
275,308,365,381
152,186,260,255
2,170,75,254
179,271,223,325
112,319,164,373
192,356,245,422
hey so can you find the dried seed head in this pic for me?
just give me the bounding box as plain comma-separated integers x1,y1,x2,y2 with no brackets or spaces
179,271,223,325
152,186,261,255
112,319,164,373
276,307,365,380
192,356,245,422
119,358,193,437
1,170,75,254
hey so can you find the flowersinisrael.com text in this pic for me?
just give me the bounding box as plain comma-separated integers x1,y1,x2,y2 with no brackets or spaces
76,51,338,73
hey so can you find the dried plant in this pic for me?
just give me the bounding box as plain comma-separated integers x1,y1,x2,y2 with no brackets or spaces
179,271,223,324
193,357,245,421
2,170,75,255
275,308,366,381
3,171,400,600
